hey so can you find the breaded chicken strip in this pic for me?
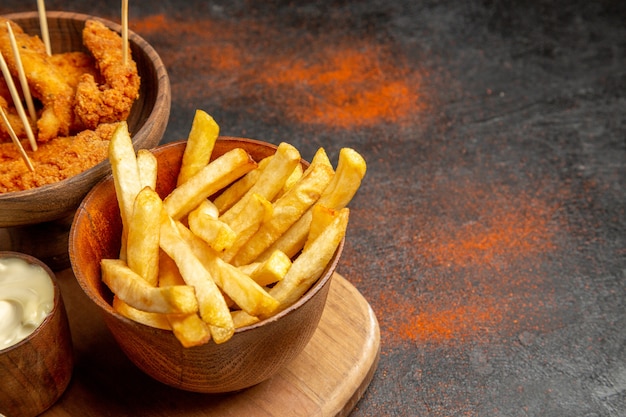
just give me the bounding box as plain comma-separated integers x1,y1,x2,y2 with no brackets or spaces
74,20,140,130
0,18,75,142
0,79,32,142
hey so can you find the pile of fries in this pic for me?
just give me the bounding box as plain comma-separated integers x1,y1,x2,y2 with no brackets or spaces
101,110,366,347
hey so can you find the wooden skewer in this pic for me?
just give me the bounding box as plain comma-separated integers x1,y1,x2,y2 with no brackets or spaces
121,0,129,67
37,0,51,56
0,107,34,172
6,22,37,125
0,51,37,151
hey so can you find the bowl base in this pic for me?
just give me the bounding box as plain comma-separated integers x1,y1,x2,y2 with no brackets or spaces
0,214,73,271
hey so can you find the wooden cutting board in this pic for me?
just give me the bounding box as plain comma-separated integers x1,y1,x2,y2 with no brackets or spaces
43,271,380,417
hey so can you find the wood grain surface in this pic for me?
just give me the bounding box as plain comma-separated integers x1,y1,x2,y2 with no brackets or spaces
43,271,380,416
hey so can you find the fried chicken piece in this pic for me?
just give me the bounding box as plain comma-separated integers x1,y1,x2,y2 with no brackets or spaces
49,51,99,89
0,94,32,142
49,51,99,131
0,122,117,193
74,20,140,130
0,79,28,142
0,18,75,142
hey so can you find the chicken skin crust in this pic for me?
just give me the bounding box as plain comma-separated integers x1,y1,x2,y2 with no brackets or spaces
74,20,140,130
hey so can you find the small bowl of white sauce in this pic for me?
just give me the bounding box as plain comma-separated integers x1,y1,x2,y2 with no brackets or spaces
0,251,73,417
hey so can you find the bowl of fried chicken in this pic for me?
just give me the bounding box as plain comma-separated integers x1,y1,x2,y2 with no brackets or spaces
0,11,170,268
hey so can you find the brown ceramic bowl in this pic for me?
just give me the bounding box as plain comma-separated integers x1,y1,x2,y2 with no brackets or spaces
0,11,170,268
0,251,74,417
69,138,344,393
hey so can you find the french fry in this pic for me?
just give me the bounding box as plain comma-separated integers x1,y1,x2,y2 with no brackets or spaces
219,142,301,225
177,109,219,186
188,200,236,252
158,249,185,286
237,249,292,287
109,122,142,260
165,313,212,347
126,187,162,286
304,204,339,251
269,207,349,310
310,147,333,169
176,222,279,318
259,147,366,260
275,147,332,202
158,250,211,347
220,193,273,263
112,295,172,330
230,160,334,266
159,212,235,343
231,309,260,328
213,156,271,213
275,163,303,200
101,259,198,314
317,148,366,209
163,148,257,220
137,149,158,190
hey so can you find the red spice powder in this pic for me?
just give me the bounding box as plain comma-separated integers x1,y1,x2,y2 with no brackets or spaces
259,44,422,128
423,201,557,269
388,295,504,343
133,15,423,128
379,183,560,344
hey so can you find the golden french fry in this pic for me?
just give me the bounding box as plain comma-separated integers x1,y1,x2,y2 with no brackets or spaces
156,251,212,347
310,147,333,168
259,147,366,259
269,207,349,310
238,249,292,287
219,142,301,225
304,204,339,251
317,148,366,208
188,200,236,252
112,295,172,330
163,148,257,220
231,309,260,328
275,163,303,200
177,222,279,318
274,146,330,202
101,259,198,314
159,212,235,343
109,122,141,260
230,160,334,266
126,187,162,286
220,193,273,263
213,156,271,213
177,109,219,186
137,149,158,190
166,313,212,347
158,249,185,286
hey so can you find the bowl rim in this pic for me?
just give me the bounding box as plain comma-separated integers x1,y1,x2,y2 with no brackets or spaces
0,250,61,353
0,10,171,201
70,137,344,339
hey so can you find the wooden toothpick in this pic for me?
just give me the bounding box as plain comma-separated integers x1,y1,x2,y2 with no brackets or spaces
122,0,129,66
37,0,51,56
0,107,34,172
0,50,37,151
6,22,37,125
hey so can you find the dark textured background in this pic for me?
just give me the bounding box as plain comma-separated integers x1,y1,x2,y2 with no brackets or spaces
2,1,624,415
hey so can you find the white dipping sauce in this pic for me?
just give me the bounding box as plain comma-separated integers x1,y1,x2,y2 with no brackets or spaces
0,257,54,350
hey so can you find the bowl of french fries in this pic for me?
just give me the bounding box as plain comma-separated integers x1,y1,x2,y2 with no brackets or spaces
69,111,366,393
0,11,170,226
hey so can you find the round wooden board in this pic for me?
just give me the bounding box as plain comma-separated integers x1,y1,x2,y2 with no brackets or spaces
42,271,380,417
